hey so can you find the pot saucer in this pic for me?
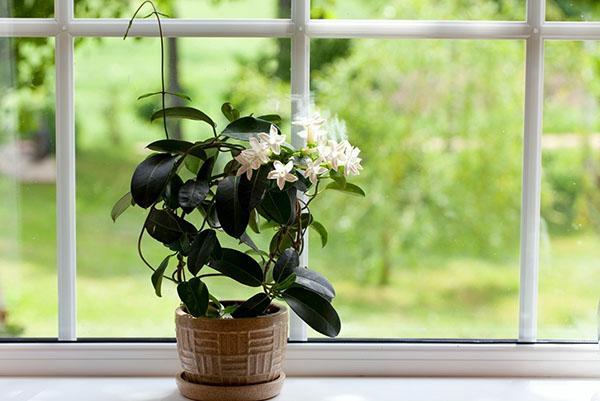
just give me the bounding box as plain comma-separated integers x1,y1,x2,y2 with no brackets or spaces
176,371,285,401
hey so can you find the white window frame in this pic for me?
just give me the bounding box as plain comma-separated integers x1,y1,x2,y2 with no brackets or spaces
1,0,600,377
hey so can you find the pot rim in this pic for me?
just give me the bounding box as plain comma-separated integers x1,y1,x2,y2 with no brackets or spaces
175,301,287,321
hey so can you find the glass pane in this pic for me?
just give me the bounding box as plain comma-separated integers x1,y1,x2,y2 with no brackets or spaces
547,1,600,21
0,2,53,18
539,41,600,341
75,37,290,337
312,0,524,20
308,39,524,338
0,38,56,337
75,0,286,18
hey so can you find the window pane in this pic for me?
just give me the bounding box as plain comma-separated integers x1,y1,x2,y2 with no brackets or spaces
0,38,56,337
0,2,53,18
309,39,524,338
75,37,290,337
75,0,286,18
540,41,600,341
312,0,524,20
546,1,600,21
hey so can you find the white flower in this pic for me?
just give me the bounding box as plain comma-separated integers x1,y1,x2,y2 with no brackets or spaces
303,158,328,185
321,140,347,170
343,144,363,177
257,125,285,155
267,160,298,190
293,113,326,145
235,138,270,180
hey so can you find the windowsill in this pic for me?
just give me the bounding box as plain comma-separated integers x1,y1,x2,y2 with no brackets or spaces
2,377,600,401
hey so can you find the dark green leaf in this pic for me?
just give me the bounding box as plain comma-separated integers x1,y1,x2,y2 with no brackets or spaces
167,232,192,256
151,107,216,129
273,248,299,282
221,102,240,122
329,169,346,187
187,229,220,276
273,273,296,292
209,248,263,287
147,139,208,160
257,187,296,225
241,166,268,209
325,181,366,197
137,91,191,101
238,232,260,253
178,179,209,212
269,230,294,255
215,176,250,238
293,268,336,301
257,114,282,125
163,175,183,209
111,192,133,222
310,220,328,247
282,286,341,337
197,156,217,182
131,153,178,209
177,277,209,317
222,116,274,141
231,293,271,318
145,208,196,244
248,209,260,234
151,255,171,297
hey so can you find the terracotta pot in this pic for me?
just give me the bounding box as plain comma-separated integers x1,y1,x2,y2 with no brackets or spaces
175,302,288,401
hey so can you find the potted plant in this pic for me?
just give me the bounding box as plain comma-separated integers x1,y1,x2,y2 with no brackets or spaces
111,2,364,400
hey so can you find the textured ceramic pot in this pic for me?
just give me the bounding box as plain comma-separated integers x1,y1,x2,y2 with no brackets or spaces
175,303,288,387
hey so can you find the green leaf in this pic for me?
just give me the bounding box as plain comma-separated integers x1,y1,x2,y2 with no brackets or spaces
293,268,336,301
163,174,183,210
145,208,196,244
177,277,209,317
111,192,134,222
215,176,250,238
310,220,328,247
137,91,191,101
282,286,341,338
209,248,264,287
257,187,296,225
239,232,260,253
178,179,209,213
325,181,366,197
130,153,178,209
221,102,240,122
197,156,217,182
151,255,171,297
147,139,208,160
273,248,299,282
151,107,216,129
221,304,238,316
257,114,282,125
184,155,202,175
221,116,274,141
269,230,294,255
187,229,220,276
231,293,271,318
273,273,296,292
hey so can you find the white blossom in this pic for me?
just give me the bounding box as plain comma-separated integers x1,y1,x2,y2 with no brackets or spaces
267,160,298,190
320,140,347,170
257,125,285,155
293,113,326,145
303,158,328,185
343,144,363,177
235,137,270,179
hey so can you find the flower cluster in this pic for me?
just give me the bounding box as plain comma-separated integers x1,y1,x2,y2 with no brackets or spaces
235,113,363,190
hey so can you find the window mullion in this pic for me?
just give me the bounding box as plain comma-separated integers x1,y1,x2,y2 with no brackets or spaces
518,0,545,342
289,0,310,342
55,0,77,341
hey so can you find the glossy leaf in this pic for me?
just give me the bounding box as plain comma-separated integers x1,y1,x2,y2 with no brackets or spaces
151,107,216,128
222,116,274,141
310,220,328,247
241,166,268,210
137,91,191,101
163,174,183,210
147,139,207,160
239,232,260,253
282,286,341,337
197,156,217,182
221,102,240,122
177,277,209,318
215,176,250,238
231,293,271,318
325,182,366,197
209,248,263,287
145,208,196,244
269,230,294,255
294,268,336,301
273,248,299,282
130,153,177,209
257,114,282,125
178,179,209,212
273,272,296,292
257,187,296,225
151,255,171,297
187,229,220,276
248,209,260,234
111,192,134,222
